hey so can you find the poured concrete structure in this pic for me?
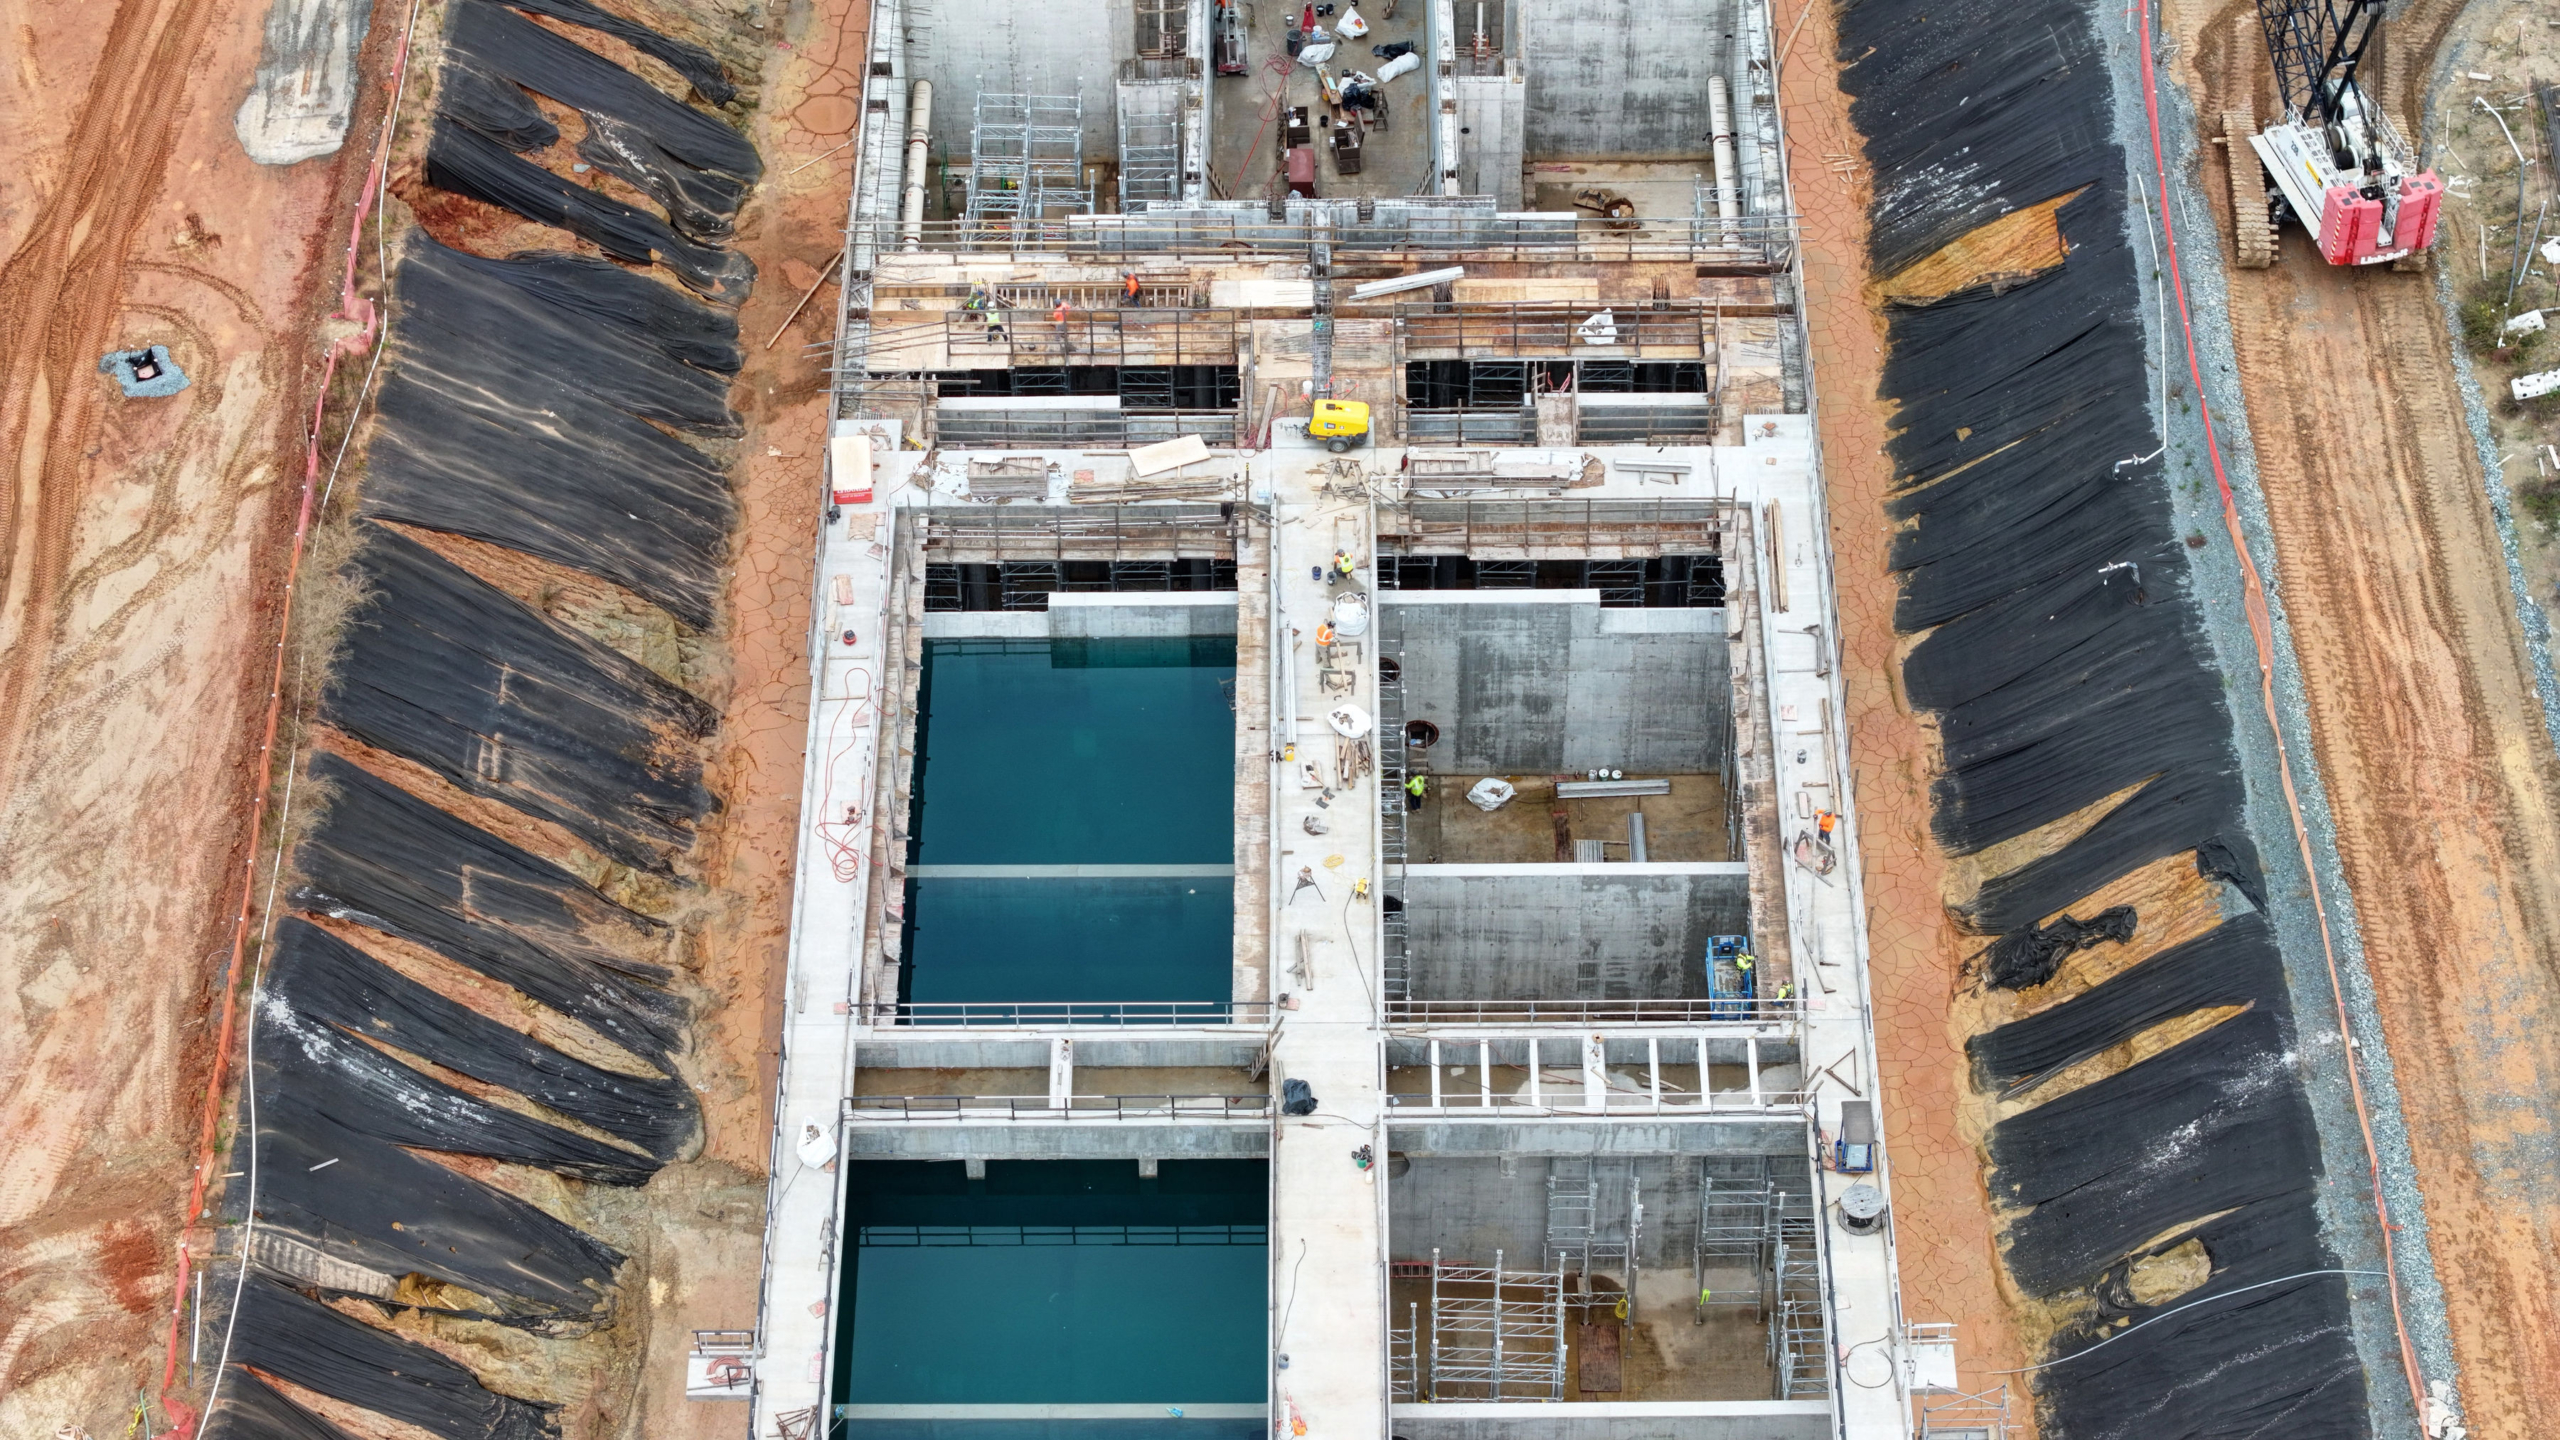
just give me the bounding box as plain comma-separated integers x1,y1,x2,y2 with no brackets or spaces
745,0,1928,1431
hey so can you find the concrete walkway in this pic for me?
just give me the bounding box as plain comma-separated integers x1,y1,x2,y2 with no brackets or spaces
1265,428,1391,1440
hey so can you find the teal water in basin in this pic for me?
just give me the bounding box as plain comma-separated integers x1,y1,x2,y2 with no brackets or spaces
903,638,1235,1009
836,1160,1268,1407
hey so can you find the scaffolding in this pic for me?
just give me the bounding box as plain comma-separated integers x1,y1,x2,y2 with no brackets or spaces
963,93,1089,232
1389,1301,1422,1402
1377,614,1411,1000
1543,1159,1640,1306
1427,1250,1568,1401
1773,1184,1827,1400
1694,1155,1774,1322
1118,86,1182,208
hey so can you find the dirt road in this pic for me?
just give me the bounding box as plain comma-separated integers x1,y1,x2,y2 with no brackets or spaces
1777,3,2043,1418
0,0,363,1432
2176,1,2560,1431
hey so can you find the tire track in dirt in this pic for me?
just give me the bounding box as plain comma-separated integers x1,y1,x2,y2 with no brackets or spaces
2181,2,2560,1428
0,0,220,801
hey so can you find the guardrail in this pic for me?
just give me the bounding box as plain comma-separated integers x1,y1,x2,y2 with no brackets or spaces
844,1093,1272,1121
862,1000,1276,1028
1387,998,1802,1027
1383,1088,1808,1116
850,214,1797,268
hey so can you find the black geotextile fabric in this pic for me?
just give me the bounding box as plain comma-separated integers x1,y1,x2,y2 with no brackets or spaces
2040,1197,2370,1439
260,935,662,1185
360,235,739,628
1979,905,2136,991
1839,0,2369,1430
1839,0,2123,273
270,918,699,1160
391,232,741,433
227,1280,558,1438
1970,912,2281,1091
204,1369,361,1440
507,0,736,105
323,523,718,871
251,1083,628,1322
424,120,755,303
446,0,760,241
1987,1008,2319,1295
291,752,688,1064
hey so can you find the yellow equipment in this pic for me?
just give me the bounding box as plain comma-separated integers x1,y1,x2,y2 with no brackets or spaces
1309,399,1371,453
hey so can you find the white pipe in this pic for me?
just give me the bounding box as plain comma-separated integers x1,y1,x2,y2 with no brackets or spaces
1708,75,1741,241
899,78,933,249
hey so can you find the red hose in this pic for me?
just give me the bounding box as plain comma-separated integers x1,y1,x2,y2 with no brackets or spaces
153,17,415,1433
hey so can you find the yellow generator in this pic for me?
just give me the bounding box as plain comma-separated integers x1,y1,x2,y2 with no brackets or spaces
1309,399,1371,453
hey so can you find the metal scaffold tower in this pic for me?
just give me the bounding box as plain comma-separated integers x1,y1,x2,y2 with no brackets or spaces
1118,99,1181,207
1772,1182,1827,1399
1694,1155,1774,1322
1377,610,1410,1000
1426,1250,1568,1401
964,93,1089,232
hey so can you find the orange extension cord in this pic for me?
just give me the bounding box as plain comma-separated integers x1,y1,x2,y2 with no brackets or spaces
2132,0,2429,1416
153,13,418,1435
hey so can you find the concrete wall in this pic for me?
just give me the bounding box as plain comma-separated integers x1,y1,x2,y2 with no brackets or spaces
1401,871,1747,1000
1391,1154,1704,1268
1388,597,1728,775
844,1123,1267,1160
1454,69,1526,208
1048,592,1239,638
1518,0,1725,160
925,0,1133,160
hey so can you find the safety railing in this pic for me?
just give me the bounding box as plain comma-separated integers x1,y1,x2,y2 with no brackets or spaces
843,1093,1273,1121
1393,303,1711,357
859,1223,1266,1246
1387,998,1801,1027
862,1000,1276,1027
1384,1086,1808,1117
846,213,1797,267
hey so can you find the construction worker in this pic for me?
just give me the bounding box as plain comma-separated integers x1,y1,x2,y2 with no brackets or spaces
1315,620,1336,647
1051,297,1071,324
1775,980,1794,1003
1816,809,1838,841
1124,271,1143,301
1329,550,1357,585
1405,773,1428,811
1735,952,1755,994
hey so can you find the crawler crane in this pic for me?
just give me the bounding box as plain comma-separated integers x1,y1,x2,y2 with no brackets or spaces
2224,0,2442,269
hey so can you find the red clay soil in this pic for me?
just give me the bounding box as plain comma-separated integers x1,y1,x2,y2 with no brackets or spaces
0,2,379,1433
0,0,871,1431
1777,0,2044,1422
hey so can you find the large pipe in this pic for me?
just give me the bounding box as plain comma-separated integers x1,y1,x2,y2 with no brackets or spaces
899,78,933,249
1628,812,1649,864
1708,75,1741,243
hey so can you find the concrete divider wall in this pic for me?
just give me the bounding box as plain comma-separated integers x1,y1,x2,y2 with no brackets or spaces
1388,598,1729,776
1401,871,1746,999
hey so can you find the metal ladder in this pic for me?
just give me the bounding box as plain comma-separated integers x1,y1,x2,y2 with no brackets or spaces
1543,1159,1599,1275
1695,1156,1772,1322
1770,1179,1827,1399
1376,610,1410,1000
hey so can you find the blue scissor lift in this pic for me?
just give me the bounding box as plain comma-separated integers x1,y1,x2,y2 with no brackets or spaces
1704,934,1754,1019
